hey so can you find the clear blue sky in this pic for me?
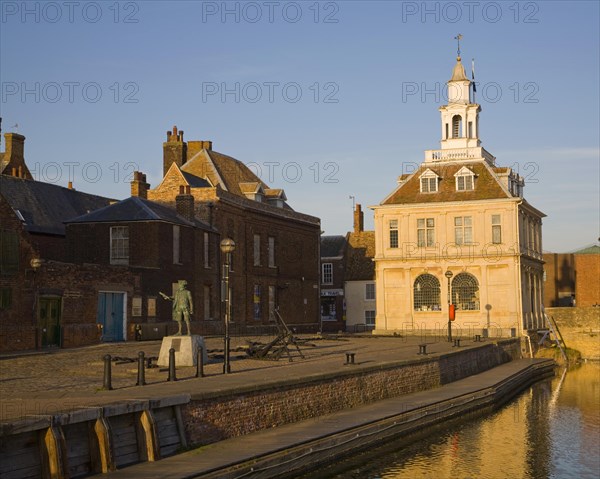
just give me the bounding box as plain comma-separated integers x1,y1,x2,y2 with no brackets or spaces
1,1,598,252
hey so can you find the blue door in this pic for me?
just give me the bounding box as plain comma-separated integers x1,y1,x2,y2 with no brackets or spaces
97,293,125,341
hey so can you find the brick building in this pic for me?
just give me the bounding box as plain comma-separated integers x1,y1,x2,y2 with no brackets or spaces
65,190,221,339
372,52,546,336
147,127,321,331
543,245,600,307
320,235,346,332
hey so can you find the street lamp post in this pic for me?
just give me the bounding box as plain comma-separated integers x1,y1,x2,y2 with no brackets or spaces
445,270,454,342
220,238,236,374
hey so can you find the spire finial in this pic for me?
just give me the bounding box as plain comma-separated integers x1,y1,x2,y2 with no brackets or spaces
454,33,463,57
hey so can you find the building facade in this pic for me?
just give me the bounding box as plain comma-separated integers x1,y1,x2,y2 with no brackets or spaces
320,235,346,332
147,127,321,331
372,53,546,337
344,205,376,332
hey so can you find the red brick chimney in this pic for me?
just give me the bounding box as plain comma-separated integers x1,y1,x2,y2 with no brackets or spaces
130,171,150,199
3,133,33,179
176,185,195,222
354,204,364,233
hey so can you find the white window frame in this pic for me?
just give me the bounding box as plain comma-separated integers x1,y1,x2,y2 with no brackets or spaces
253,234,261,266
419,169,439,193
204,232,210,268
365,310,376,326
268,236,276,268
454,216,473,245
389,219,399,248
417,218,435,247
173,225,181,264
365,283,375,301
455,166,475,191
322,263,333,285
492,214,502,244
110,226,129,265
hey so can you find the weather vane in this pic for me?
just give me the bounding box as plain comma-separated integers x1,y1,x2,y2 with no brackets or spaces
454,33,463,57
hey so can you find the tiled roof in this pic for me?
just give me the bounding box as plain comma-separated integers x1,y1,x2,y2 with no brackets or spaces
65,196,214,230
0,175,113,235
321,235,346,258
383,161,510,205
345,231,375,281
182,150,269,198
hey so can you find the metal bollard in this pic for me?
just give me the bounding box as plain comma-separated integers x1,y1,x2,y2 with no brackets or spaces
168,348,177,381
103,354,113,390
136,351,146,386
196,347,205,378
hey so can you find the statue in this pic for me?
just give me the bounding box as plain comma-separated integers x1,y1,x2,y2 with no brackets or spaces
160,280,193,336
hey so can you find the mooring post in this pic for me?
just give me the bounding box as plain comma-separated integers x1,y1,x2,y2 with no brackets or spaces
103,354,113,390
196,347,205,378
168,348,177,381
136,351,146,386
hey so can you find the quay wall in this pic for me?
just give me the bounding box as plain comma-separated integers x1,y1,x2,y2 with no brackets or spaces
547,307,600,360
182,339,521,446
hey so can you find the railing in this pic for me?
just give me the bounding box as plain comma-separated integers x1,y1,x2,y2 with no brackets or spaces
424,147,495,164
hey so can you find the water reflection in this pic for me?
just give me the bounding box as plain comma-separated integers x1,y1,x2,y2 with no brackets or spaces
306,363,599,479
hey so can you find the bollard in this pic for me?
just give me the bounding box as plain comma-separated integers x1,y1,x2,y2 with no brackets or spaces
136,351,146,386
103,354,113,390
196,347,205,378
168,348,177,381
344,352,356,365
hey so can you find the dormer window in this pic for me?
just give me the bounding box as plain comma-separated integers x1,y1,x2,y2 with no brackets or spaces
455,166,475,191
419,169,439,193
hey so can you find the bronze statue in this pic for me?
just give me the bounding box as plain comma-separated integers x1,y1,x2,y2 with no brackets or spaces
160,280,193,336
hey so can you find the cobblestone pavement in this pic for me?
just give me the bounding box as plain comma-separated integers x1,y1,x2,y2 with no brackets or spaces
0,333,469,421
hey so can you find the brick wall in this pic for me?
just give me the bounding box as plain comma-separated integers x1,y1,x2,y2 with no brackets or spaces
542,253,575,307
182,340,520,446
546,306,600,360
574,254,600,307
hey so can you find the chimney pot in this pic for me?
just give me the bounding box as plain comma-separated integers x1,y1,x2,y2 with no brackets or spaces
68,181,73,189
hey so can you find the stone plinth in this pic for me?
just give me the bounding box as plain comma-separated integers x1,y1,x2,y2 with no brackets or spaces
157,335,208,367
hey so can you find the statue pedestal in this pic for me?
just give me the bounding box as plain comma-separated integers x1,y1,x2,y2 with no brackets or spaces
157,335,207,367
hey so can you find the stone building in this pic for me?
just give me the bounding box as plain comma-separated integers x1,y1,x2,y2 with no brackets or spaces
372,52,546,337
147,127,321,331
344,205,376,332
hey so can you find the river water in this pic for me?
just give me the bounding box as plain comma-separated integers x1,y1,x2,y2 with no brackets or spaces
307,363,600,479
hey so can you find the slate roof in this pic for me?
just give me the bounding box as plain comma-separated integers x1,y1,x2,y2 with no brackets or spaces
180,171,211,188
383,161,510,205
345,231,375,281
321,235,346,259
65,196,214,231
0,175,113,235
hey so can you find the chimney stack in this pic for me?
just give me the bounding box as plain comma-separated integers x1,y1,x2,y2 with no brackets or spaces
354,204,364,233
131,171,150,199
176,185,195,222
3,133,32,179
163,125,187,176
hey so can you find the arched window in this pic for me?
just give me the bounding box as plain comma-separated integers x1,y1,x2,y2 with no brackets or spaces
452,115,462,138
414,274,441,312
451,273,480,310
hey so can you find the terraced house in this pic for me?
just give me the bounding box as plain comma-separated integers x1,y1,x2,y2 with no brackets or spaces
372,53,545,337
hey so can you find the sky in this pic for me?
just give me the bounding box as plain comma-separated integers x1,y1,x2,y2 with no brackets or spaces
1,0,599,252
